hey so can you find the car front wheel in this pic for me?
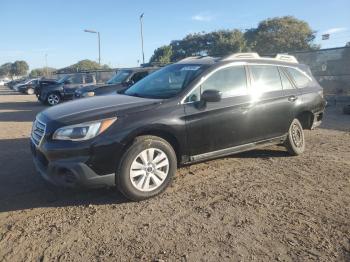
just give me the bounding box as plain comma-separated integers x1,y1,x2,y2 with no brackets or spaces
117,135,177,201
284,118,305,156
46,93,61,106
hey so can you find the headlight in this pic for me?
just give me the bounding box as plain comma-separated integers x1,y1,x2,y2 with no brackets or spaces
52,117,117,141
82,91,95,97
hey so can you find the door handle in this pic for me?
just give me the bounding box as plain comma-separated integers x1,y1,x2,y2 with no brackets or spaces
288,95,298,102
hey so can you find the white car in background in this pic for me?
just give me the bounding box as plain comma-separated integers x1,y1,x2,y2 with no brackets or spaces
0,78,10,86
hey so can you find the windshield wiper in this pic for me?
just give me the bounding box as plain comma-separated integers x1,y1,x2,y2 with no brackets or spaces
127,92,143,98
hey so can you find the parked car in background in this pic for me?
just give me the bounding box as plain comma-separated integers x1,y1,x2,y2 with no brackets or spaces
0,78,10,86
31,53,326,201
6,78,27,89
15,78,40,94
35,73,96,105
74,67,157,99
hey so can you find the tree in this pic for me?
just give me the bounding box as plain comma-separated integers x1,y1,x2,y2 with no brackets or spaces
206,30,247,57
149,45,173,64
0,63,12,77
150,30,247,63
245,16,319,54
29,67,56,78
57,59,110,73
10,60,29,77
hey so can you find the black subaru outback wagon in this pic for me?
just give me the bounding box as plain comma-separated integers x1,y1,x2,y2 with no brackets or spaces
31,53,326,201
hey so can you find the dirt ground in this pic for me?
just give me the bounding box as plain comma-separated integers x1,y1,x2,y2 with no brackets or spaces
0,85,349,262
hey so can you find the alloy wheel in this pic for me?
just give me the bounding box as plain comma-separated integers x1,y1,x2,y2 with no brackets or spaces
47,94,60,105
129,148,169,192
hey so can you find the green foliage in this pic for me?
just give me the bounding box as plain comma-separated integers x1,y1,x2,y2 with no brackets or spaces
150,16,319,62
57,59,110,73
0,63,12,77
162,30,247,62
245,16,319,54
0,61,29,78
149,45,173,64
206,30,247,57
10,61,29,77
29,67,56,78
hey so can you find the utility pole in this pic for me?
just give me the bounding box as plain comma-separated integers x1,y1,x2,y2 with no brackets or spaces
84,29,101,65
97,32,101,65
140,13,145,64
45,54,48,77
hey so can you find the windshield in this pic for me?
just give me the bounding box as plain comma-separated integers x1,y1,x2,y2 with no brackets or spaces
124,64,208,99
107,70,132,84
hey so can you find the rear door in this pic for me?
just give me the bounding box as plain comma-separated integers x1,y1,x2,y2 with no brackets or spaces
247,64,293,140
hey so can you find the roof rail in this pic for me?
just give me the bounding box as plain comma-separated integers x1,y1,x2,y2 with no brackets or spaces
221,52,260,61
275,54,298,63
178,56,203,62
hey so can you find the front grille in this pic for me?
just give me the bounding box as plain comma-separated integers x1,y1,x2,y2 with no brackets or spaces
31,119,46,146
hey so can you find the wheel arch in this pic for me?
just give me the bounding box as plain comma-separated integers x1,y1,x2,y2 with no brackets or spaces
295,111,314,130
122,127,183,165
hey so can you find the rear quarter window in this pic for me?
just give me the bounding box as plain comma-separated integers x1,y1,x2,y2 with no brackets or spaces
286,67,312,88
279,68,294,90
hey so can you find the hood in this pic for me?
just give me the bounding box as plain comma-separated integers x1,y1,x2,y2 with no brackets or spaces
39,94,161,125
40,79,59,84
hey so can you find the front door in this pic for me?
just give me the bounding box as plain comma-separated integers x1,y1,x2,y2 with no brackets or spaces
183,65,256,157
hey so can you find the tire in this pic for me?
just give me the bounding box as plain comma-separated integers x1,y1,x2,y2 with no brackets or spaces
117,135,177,201
284,119,305,156
46,92,61,106
27,88,34,95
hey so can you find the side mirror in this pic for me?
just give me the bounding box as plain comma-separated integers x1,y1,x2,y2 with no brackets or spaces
201,89,222,103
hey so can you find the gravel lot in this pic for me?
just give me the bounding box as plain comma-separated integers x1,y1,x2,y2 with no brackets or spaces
0,85,349,261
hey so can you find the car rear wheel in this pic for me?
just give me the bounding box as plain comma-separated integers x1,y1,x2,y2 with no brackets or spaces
27,88,34,95
117,135,177,201
47,93,61,106
284,119,305,156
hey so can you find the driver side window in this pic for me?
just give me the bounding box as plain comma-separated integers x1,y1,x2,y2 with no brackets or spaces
186,65,247,102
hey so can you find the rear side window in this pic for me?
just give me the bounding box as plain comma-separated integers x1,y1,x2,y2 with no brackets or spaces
84,74,94,84
201,65,247,98
286,67,311,88
250,65,282,92
279,69,294,90
70,75,82,84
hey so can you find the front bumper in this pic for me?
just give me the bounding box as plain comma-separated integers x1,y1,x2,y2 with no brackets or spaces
31,141,116,188
311,111,324,129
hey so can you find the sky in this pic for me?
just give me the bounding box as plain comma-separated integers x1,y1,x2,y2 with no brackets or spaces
1,0,350,70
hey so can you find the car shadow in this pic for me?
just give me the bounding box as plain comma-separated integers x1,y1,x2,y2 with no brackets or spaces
234,148,290,158
0,137,127,213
